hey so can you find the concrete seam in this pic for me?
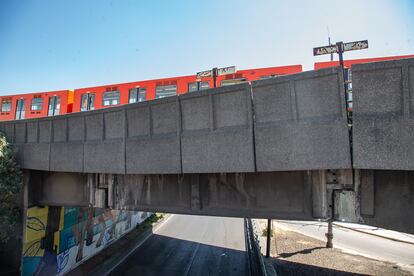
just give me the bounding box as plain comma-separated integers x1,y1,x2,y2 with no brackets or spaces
249,84,258,172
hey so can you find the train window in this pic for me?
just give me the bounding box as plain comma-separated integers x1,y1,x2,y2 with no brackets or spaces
129,88,147,103
138,88,146,102
81,93,95,111
1,99,11,112
259,75,278,80
31,97,43,111
129,89,137,103
103,91,120,106
15,99,25,120
188,81,210,92
220,78,247,86
48,96,60,116
155,85,177,99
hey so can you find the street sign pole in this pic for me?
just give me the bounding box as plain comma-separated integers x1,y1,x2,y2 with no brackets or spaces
212,67,218,88
336,41,349,122
196,66,235,89
313,39,368,249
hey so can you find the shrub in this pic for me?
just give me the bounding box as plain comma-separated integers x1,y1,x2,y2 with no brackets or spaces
0,132,22,243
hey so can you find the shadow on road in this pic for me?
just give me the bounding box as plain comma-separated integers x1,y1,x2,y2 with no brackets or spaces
109,234,248,276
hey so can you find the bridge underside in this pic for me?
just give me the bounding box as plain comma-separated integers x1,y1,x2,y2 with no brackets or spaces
27,169,414,234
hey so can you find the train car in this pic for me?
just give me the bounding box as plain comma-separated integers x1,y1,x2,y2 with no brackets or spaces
72,65,302,112
314,54,414,70
0,90,73,121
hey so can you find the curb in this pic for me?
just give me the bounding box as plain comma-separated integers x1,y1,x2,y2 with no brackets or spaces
332,223,414,246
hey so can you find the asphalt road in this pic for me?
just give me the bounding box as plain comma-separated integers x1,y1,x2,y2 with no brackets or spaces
276,220,414,271
109,214,249,276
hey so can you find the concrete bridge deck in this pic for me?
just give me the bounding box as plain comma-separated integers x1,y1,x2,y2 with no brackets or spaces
2,58,414,234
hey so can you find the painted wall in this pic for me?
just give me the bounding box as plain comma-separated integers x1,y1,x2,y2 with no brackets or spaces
22,206,151,276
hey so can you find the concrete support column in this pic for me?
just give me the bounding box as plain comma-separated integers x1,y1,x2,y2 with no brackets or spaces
311,170,328,219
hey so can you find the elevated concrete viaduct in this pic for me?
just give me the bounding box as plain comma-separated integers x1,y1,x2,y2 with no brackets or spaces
2,58,414,234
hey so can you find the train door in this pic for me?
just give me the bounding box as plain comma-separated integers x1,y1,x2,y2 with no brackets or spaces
15,99,26,120
48,96,61,116
80,93,95,111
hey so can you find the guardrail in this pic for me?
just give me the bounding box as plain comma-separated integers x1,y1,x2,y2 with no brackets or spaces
245,218,267,276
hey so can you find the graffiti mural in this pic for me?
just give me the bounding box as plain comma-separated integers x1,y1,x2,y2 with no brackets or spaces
22,206,151,276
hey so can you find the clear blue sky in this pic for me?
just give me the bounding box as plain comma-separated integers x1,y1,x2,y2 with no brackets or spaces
0,0,413,95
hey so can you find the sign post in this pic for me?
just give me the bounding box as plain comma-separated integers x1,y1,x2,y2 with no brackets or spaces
313,39,368,116
196,66,236,89
313,39,368,249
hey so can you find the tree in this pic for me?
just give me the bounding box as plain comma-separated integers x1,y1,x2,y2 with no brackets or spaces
0,132,22,243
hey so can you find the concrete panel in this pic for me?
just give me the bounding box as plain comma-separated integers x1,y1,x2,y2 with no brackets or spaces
38,172,89,206
126,105,150,137
126,97,181,174
15,122,26,143
50,143,84,172
353,58,414,170
22,143,50,171
111,172,313,220
199,172,312,219
126,136,180,174
53,118,67,142
38,120,51,143
115,175,191,211
104,110,124,139
151,100,178,135
27,122,38,143
85,113,103,141
180,84,255,173
84,141,124,173
68,116,84,142
4,123,15,142
361,170,414,234
253,68,351,171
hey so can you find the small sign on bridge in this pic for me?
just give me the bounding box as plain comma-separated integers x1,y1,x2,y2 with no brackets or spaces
196,66,236,79
313,40,368,56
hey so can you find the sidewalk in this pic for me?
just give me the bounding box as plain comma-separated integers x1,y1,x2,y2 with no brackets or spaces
272,219,414,273
332,221,414,245
255,219,412,276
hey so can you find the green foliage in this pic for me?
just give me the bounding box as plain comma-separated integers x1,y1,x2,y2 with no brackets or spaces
262,227,274,237
0,132,23,243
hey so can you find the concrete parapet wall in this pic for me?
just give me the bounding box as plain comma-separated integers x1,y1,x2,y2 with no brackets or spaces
352,58,414,170
252,67,351,171
0,65,361,174
180,83,255,173
2,58,414,173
